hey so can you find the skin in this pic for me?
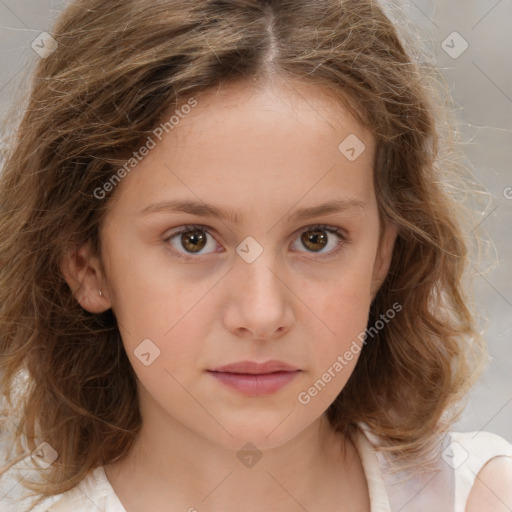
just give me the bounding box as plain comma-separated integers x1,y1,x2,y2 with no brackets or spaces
465,456,512,512
61,78,398,511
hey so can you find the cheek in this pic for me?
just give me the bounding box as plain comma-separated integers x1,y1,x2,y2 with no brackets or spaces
110,274,207,347
320,255,376,321
104,255,215,373
304,254,377,366
317,286,371,358
296,284,371,409
103,240,181,330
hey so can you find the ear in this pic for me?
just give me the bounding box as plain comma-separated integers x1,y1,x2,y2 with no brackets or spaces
370,220,398,301
59,242,112,313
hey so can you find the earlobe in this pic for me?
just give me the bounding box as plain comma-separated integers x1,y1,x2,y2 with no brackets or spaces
370,221,398,300
59,243,112,313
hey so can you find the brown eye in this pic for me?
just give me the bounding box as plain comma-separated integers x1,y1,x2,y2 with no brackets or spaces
180,229,207,253
291,225,346,259
166,225,219,258
301,229,328,252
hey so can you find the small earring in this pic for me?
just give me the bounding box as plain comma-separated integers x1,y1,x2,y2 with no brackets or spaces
99,289,103,297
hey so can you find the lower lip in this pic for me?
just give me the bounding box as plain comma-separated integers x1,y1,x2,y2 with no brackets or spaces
208,370,300,396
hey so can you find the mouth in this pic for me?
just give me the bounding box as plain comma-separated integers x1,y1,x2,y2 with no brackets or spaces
207,360,301,396
209,360,300,374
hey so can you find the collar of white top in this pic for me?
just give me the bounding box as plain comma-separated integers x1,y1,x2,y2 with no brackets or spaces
352,427,392,511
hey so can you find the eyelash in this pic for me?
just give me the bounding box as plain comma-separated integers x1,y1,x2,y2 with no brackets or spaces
164,223,348,262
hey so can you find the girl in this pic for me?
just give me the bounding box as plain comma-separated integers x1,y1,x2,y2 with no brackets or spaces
1,0,511,511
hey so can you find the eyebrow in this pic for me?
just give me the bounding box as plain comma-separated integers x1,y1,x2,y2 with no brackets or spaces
139,198,366,223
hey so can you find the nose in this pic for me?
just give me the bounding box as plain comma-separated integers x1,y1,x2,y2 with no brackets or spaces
222,249,294,341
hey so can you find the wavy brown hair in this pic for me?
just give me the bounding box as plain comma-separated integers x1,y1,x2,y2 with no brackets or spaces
0,0,487,508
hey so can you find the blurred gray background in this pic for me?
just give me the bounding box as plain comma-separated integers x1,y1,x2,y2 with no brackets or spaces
0,0,510,444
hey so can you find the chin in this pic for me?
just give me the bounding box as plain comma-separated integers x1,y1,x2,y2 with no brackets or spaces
208,418,307,452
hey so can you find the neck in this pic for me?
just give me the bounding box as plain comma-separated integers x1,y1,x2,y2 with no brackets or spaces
104,391,367,511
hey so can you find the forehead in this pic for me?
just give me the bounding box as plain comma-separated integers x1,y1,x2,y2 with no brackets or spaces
108,79,377,221
172,78,369,148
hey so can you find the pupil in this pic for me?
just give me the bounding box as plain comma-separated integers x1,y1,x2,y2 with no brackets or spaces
182,231,206,253
303,230,327,251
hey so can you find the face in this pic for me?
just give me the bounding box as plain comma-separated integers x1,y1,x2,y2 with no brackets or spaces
69,79,395,451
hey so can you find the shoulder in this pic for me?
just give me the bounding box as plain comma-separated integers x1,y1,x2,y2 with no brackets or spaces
0,441,61,512
0,426,82,512
357,425,512,512
465,455,512,512
47,466,126,512
448,431,512,512
0,457,118,512
1,423,124,511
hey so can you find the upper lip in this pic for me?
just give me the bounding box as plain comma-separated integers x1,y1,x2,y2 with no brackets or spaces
209,360,300,374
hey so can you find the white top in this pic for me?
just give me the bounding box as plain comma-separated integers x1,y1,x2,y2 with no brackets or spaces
1,426,511,512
